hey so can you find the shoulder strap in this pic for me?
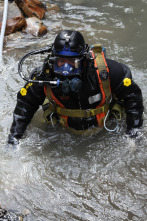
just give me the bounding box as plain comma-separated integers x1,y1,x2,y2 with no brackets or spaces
91,44,111,103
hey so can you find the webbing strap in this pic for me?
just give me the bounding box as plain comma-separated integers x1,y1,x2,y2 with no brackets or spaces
93,45,106,72
46,87,53,103
47,101,109,118
91,44,111,100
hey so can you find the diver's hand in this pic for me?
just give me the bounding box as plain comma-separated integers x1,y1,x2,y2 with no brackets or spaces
126,128,140,138
8,134,19,145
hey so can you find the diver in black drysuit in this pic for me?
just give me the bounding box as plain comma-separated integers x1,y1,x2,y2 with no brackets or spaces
8,31,144,144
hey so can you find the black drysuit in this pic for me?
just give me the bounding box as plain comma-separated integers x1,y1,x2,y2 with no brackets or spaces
8,58,144,143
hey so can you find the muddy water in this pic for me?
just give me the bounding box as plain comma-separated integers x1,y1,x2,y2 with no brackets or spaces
0,0,147,220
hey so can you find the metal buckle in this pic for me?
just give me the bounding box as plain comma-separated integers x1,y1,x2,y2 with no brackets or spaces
85,110,91,118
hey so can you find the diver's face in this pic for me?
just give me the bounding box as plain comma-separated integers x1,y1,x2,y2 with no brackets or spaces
57,57,75,67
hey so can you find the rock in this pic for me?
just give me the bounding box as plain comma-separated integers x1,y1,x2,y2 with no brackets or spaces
0,205,24,221
23,16,47,36
46,3,60,13
15,0,47,19
0,2,26,36
22,208,30,215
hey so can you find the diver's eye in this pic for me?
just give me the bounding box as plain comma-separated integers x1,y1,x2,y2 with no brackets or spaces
68,58,75,67
57,57,75,67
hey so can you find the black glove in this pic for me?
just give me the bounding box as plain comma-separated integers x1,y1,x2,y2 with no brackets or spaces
8,134,19,145
126,128,140,138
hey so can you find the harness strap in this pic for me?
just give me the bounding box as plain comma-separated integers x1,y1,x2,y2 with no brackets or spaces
92,45,106,71
47,101,109,118
91,44,111,103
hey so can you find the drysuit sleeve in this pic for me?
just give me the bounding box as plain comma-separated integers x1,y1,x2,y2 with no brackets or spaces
107,59,144,135
8,81,46,144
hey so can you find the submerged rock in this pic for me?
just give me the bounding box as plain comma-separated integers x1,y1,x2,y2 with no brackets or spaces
0,206,24,221
46,3,60,13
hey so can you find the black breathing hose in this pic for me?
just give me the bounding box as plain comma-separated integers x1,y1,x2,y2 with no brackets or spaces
18,45,52,81
17,45,63,87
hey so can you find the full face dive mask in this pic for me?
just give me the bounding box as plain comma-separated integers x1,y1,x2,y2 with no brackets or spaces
54,56,82,77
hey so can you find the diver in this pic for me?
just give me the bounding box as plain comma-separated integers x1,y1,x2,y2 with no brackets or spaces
8,30,144,144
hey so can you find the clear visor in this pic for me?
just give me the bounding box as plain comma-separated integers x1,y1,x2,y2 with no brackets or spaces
54,57,82,76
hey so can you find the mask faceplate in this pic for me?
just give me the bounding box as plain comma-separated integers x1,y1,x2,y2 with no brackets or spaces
54,57,82,76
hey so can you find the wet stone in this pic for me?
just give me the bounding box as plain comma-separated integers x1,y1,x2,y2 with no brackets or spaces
0,2,26,36
14,0,47,19
23,16,47,36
